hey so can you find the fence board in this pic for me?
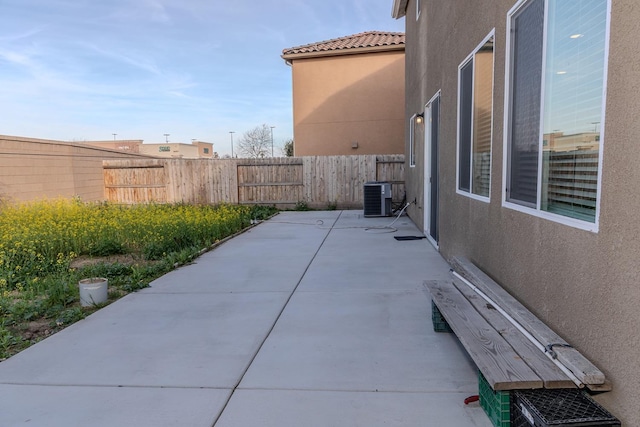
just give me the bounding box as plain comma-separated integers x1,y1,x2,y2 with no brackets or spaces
104,155,405,208
376,155,406,203
237,158,304,207
103,159,167,203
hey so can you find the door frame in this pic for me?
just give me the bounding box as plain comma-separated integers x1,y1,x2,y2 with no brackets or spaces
424,91,441,248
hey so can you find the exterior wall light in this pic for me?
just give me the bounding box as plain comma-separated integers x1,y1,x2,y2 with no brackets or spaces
416,113,425,125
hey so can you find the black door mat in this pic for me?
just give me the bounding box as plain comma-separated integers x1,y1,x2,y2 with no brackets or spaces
394,236,426,241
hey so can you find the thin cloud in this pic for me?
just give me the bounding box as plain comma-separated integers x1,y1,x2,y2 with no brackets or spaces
107,0,172,24
0,27,46,42
146,0,171,23
81,43,162,76
0,48,32,67
0,0,403,154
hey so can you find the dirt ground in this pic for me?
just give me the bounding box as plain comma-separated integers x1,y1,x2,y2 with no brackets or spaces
69,254,143,269
2,255,150,361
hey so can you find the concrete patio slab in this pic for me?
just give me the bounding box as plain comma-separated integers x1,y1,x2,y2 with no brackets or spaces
298,252,451,292
216,389,492,427
146,254,313,293
201,210,340,259
0,291,288,388
0,210,493,426
239,290,479,393
0,384,229,427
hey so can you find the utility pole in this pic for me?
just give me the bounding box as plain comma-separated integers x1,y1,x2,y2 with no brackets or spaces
270,126,275,157
112,133,117,140
229,131,235,158
164,134,170,143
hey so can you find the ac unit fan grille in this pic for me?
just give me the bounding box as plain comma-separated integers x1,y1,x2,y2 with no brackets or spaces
363,182,392,217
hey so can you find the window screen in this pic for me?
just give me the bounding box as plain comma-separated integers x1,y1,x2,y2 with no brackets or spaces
458,60,473,192
507,0,544,206
506,0,608,226
458,35,494,198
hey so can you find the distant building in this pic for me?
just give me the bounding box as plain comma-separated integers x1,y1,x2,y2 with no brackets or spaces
282,31,405,156
138,141,215,159
85,140,215,159
82,140,143,153
544,132,600,152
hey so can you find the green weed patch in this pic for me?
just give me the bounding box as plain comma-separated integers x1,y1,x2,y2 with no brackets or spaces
0,199,276,360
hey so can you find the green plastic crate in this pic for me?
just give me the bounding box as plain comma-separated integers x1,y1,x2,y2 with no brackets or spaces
431,300,453,332
479,371,511,427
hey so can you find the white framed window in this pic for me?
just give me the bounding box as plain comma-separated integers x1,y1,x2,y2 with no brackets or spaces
457,31,495,201
409,113,417,167
416,0,421,20
503,0,610,231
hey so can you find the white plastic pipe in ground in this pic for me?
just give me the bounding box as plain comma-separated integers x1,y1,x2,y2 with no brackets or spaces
451,271,584,388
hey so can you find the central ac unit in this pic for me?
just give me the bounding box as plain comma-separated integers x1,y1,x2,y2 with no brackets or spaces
363,181,392,217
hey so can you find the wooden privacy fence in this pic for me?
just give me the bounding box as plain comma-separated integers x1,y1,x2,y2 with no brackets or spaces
103,155,405,209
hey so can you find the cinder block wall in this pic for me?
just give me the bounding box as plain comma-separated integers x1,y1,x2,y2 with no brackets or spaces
0,135,148,203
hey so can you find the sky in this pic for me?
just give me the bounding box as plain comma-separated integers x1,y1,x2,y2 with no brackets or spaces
0,0,405,157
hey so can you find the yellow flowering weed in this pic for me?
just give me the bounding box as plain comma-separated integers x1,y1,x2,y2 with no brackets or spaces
0,199,276,359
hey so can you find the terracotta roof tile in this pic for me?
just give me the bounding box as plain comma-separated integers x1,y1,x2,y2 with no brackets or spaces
282,31,405,56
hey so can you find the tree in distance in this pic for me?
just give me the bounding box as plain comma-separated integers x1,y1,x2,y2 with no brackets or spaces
237,124,273,158
283,139,294,157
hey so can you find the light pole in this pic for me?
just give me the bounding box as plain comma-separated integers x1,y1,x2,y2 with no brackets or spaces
164,134,170,143
112,133,117,140
270,126,275,157
229,131,235,158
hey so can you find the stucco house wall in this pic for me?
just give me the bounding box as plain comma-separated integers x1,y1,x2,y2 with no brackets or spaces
283,32,405,156
395,0,640,423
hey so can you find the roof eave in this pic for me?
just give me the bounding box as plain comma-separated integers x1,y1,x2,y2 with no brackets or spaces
281,44,405,62
391,0,408,19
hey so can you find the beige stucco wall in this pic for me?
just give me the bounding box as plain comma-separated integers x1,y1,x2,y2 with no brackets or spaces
0,135,147,202
83,140,143,153
290,51,405,156
195,141,215,158
138,141,214,159
402,0,640,423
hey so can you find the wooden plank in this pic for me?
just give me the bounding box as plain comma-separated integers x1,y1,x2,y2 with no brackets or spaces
240,200,298,205
585,379,612,392
236,162,303,167
302,156,314,203
237,160,304,204
101,155,404,207
451,257,606,385
105,184,166,189
103,165,164,169
449,277,576,389
426,280,543,391
376,155,405,204
238,182,303,187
